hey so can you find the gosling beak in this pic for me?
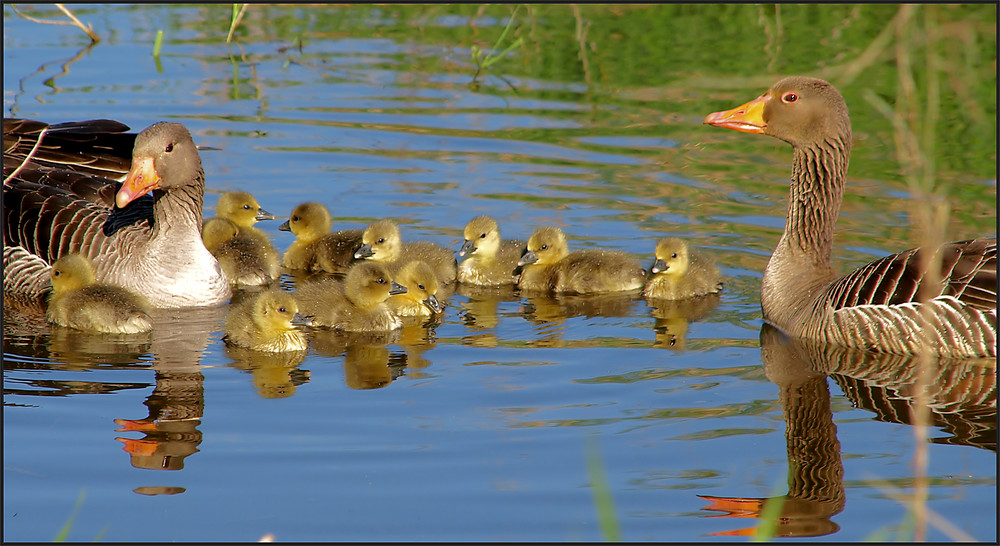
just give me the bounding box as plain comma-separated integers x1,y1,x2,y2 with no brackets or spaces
704,92,768,134
389,281,407,295
354,243,374,259
116,156,160,208
278,219,291,231
256,208,277,222
650,259,667,274
292,313,314,327
458,239,476,257
423,294,443,313
517,250,538,267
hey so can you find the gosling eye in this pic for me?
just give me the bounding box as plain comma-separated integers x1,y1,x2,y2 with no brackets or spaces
377,238,385,244
278,307,287,314
164,143,174,153
417,284,425,290
671,253,678,259
540,244,548,250
376,277,386,284
243,204,252,210
292,215,300,222
781,92,798,104
53,270,62,277
479,233,486,239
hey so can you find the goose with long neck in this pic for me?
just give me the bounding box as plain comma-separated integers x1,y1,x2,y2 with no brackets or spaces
705,76,996,358
4,119,231,308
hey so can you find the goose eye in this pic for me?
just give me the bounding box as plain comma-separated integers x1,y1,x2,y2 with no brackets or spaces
417,284,425,290
377,238,385,244
243,204,252,210
164,143,174,153
292,216,300,222
53,270,62,277
540,244,548,250
671,253,678,259
480,233,486,239
782,92,798,104
278,307,287,314
376,277,386,284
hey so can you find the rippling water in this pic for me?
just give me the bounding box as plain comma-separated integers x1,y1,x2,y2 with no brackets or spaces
3,4,996,542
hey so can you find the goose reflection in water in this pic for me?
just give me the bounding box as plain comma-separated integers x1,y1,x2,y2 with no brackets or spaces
456,284,521,348
224,345,310,399
112,307,225,478
309,329,408,390
699,325,996,538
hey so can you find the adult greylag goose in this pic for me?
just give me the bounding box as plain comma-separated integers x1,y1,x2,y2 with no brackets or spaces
46,253,153,334
704,76,997,358
4,118,231,308
517,226,646,294
643,237,723,300
354,219,457,285
279,201,363,274
223,288,308,352
458,215,525,286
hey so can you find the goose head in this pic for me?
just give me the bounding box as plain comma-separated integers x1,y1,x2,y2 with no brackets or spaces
650,237,689,277
393,260,443,313
116,122,202,208
355,219,402,261
279,202,332,243
49,253,98,294
460,215,501,258
345,262,408,309
518,226,569,267
217,191,275,228
703,76,851,149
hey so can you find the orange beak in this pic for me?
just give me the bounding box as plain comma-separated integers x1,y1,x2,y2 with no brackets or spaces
116,156,160,208
704,93,768,134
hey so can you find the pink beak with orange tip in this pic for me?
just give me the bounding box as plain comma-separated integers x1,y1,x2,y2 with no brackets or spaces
116,156,160,208
703,93,769,134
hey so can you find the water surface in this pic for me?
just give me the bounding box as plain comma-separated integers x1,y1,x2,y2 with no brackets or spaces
3,4,996,542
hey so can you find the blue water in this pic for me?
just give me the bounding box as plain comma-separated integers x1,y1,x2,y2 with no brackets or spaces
3,4,996,542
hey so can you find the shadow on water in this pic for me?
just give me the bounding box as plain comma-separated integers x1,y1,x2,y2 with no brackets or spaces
699,325,996,538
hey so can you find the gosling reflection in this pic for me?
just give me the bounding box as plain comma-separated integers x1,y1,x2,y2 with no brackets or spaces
700,325,998,537
225,345,310,399
519,291,643,348
456,284,520,348
647,293,721,350
310,330,407,390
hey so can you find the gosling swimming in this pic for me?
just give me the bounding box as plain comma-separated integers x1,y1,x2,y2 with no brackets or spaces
643,237,723,300
388,260,444,317
46,254,153,334
295,261,408,331
223,288,308,352
517,226,645,294
354,219,457,285
280,202,364,274
457,215,525,286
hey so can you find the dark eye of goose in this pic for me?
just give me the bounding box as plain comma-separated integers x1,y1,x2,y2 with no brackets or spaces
418,284,425,290
278,306,287,313
243,204,252,210
781,92,798,104
53,269,62,277
377,238,385,244
540,244,548,250
292,216,300,221
376,277,386,284
480,233,486,239
671,253,677,258
164,143,174,153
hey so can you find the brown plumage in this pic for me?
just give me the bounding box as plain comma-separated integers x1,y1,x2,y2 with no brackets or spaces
705,76,996,357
